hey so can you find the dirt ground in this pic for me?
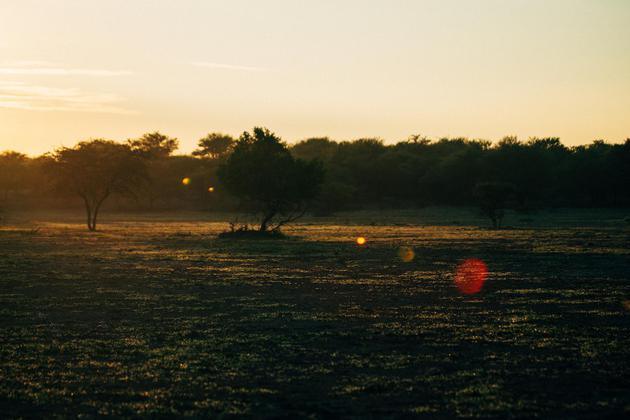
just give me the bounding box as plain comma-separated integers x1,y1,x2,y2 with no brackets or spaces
1,210,629,417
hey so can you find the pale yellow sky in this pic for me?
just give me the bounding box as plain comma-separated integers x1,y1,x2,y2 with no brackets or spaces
1,0,629,156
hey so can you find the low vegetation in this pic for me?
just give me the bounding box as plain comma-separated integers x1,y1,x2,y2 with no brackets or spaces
1,211,629,417
1,134,629,231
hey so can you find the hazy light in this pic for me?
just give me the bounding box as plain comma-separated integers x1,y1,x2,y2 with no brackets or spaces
398,246,415,263
3,2,630,155
207,186,214,192
181,177,191,185
623,301,630,312
192,61,267,72
356,237,366,246
454,259,488,295
0,67,132,76
0,81,133,115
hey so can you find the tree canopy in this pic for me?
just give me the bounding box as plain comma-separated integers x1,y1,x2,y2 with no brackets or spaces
2,134,629,227
128,132,179,159
0,151,28,206
51,140,146,230
218,127,324,232
193,133,235,159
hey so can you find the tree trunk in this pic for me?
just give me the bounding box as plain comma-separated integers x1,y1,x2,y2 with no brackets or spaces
84,199,94,231
91,205,100,231
259,210,276,232
82,191,109,232
90,192,110,232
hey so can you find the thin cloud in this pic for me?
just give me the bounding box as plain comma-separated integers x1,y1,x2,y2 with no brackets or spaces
0,81,135,114
192,61,267,72
0,67,132,76
3,60,57,67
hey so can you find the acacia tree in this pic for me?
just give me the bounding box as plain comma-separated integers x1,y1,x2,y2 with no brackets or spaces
52,140,145,231
128,132,178,159
193,133,235,159
218,127,324,232
128,132,180,209
0,151,28,205
474,182,515,228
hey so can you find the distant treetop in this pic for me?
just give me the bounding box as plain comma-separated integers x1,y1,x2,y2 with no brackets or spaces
193,133,235,159
128,132,179,159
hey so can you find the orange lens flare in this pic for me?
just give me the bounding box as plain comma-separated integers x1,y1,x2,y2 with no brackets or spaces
454,258,488,294
356,237,366,246
181,177,191,185
398,246,415,262
208,186,214,192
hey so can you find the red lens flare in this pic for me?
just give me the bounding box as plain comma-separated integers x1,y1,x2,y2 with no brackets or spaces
454,258,488,294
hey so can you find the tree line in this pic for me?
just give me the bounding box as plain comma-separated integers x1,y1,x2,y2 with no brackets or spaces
1,129,629,229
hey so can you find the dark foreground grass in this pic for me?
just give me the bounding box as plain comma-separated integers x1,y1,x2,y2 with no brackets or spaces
1,212,630,418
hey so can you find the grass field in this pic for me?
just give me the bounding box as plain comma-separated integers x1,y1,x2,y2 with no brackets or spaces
1,209,630,417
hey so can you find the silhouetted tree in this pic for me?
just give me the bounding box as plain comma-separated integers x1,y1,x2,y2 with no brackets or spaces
328,139,387,203
418,139,489,205
484,137,570,208
609,139,630,205
151,155,222,210
0,151,28,206
291,137,338,162
474,182,515,228
406,134,432,145
129,132,185,209
218,127,324,231
128,132,178,159
51,140,145,231
193,133,235,159
569,140,621,206
4,133,630,215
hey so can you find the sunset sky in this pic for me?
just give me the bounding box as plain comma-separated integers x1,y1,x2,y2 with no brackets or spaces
1,0,629,156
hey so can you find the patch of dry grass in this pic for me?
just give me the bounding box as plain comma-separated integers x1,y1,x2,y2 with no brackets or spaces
1,212,629,417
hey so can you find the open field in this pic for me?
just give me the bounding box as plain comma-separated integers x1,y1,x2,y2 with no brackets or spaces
1,209,630,417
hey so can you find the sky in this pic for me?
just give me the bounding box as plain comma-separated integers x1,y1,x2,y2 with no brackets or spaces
1,0,629,156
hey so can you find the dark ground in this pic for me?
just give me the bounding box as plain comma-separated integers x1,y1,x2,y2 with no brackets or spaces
1,209,629,418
